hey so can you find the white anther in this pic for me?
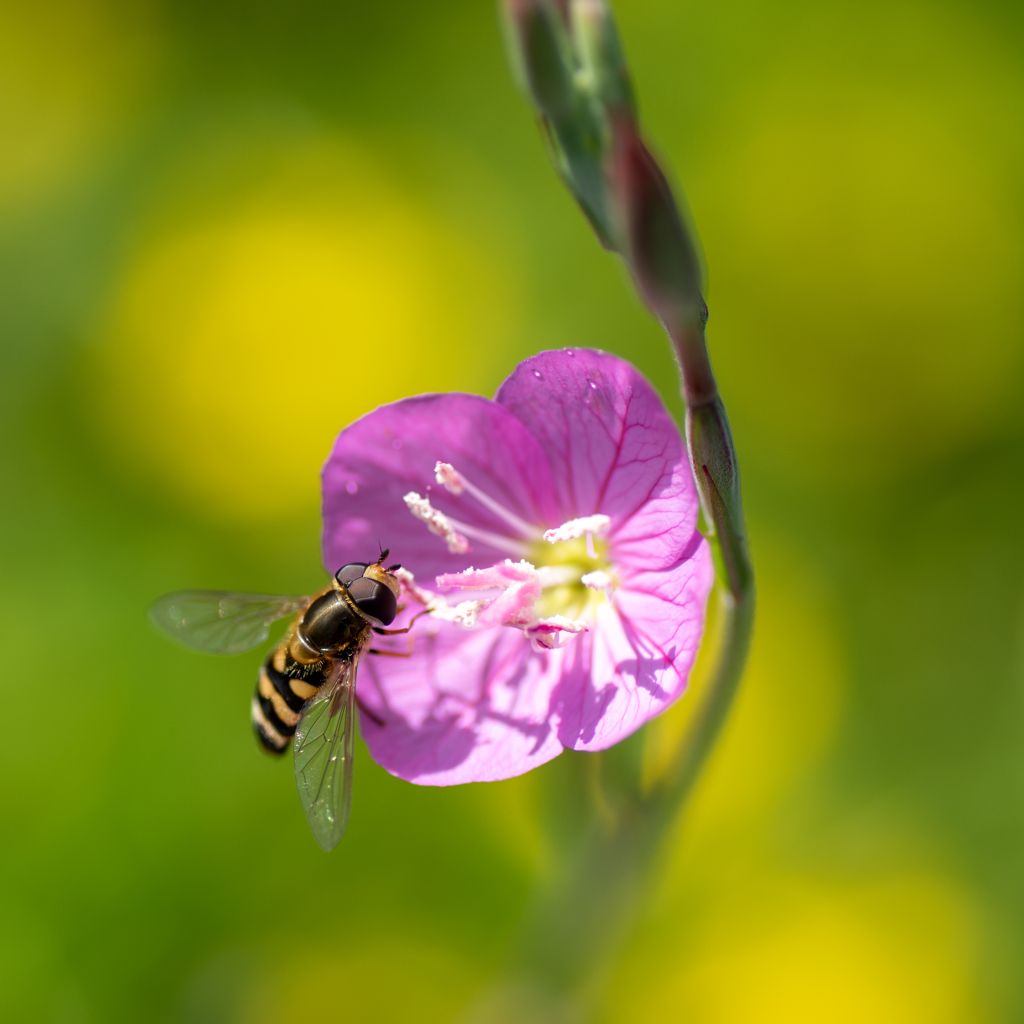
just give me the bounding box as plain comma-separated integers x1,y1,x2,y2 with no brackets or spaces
434,462,465,495
543,514,611,545
403,492,470,554
428,460,542,541
427,599,484,628
581,570,613,592
393,567,433,606
394,567,482,627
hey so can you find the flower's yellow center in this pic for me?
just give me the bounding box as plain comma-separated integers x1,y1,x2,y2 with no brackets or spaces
529,536,612,621
403,464,616,647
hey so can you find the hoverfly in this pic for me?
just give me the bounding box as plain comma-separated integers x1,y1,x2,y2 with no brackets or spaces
150,550,413,851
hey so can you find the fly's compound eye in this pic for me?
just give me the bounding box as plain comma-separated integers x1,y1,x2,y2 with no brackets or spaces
335,562,370,587
346,577,398,626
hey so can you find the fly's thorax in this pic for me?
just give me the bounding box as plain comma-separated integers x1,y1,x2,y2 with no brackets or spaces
294,587,370,658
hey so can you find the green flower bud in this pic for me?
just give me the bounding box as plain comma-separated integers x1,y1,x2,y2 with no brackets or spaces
504,0,576,119
570,0,635,114
605,115,703,327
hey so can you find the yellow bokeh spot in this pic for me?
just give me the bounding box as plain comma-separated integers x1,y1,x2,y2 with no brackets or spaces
635,875,987,1024
616,544,987,1023
695,16,1024,476
91,141,516,520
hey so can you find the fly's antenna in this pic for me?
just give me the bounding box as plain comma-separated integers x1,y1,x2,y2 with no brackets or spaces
376,546,390,565
386,563,402,573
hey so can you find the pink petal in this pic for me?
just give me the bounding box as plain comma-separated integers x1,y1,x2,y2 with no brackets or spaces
357,622,566,785
552,540,715,751
357,542,714,783
495,348,701,571
322,394,559,581
323,351,715,787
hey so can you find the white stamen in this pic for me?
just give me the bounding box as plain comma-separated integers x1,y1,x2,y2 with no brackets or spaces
428,600,484,628
434,461,542,540
405,486,529,557
444,519,530,557
543,514,611,545
434,462,465,495
393,567,434,606
581,570,613,592
393,567,484,628
403,492,470,554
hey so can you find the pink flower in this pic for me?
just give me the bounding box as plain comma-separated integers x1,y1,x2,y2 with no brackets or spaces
322,348,713,785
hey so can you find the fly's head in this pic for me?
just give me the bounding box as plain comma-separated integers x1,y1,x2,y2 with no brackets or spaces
334,548,402,626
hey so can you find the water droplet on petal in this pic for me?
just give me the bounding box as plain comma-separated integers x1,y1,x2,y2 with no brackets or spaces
346,481,359,495
566,349,575,356
584,379,608,413
532,369,543,379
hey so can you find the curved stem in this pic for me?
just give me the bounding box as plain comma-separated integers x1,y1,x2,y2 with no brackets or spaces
474,1,757,1019
651,583,755,820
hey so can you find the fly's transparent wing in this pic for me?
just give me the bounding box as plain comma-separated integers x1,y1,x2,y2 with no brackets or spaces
149,590,307,655
293,658,357,851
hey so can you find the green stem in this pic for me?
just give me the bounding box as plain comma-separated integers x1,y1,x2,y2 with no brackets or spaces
469,1,757,1018
652,582,755,819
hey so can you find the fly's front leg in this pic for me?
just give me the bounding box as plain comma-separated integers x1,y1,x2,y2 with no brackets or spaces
373,609,429,636
368,630,418,658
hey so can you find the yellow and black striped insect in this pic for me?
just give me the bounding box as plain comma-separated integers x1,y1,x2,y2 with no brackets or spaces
150,550,410,850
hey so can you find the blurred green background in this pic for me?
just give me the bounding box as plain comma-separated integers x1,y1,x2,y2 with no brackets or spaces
1,0,1022,1020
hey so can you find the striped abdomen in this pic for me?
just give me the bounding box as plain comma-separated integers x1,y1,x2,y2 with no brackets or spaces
251,583,372,754
252,643,333,754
